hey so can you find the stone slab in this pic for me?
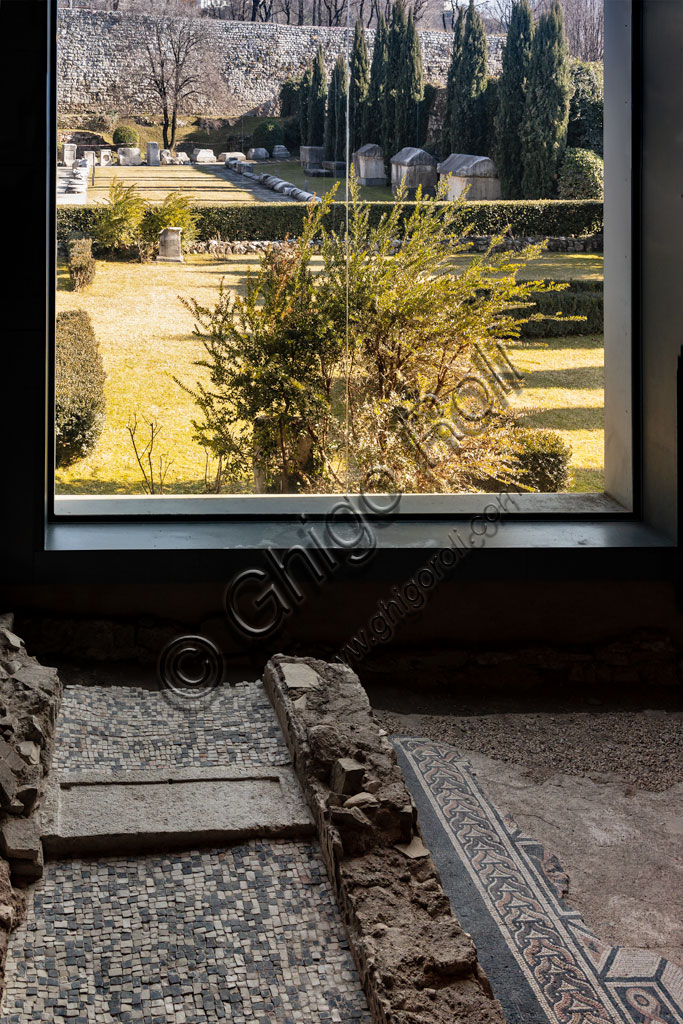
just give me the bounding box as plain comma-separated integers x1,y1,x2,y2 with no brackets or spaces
42,767,313,856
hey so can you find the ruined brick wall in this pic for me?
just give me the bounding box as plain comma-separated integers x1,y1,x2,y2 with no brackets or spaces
57,10,504,117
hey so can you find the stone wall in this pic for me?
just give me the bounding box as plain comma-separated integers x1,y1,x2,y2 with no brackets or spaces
0,614,62,1001
263,654,505,1024
57,9,504,117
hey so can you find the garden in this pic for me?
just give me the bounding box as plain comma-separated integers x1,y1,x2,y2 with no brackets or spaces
55,0,604,499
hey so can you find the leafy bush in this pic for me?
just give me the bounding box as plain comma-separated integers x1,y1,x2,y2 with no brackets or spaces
112,125,139,148
181,180,571,495
59,199,604,246
55,310,106,468
558,147,604,200
251,120,284,152
67,237,96,291
140,191,198,258
93,178,147,254
515,428,572,491
521,279,603,337
568,61,603,157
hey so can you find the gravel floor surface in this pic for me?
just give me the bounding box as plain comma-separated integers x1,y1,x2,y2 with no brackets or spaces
373,707,683,791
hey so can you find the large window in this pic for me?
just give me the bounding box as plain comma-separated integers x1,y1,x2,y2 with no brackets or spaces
53,0,619,516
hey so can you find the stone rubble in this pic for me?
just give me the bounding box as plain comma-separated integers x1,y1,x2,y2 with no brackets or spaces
263,654,505,1024
0,615,62,1001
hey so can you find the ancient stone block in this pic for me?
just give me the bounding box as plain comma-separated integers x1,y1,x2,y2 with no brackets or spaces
146,141,160,166
62,143,77,167
0,817,42,862
117,147,142,166
390,147,438,198
247,147,269,160
192,148,216,163
437,154,501,201
157,227,183,264
330,757,365,796
352,143,386,187
300,146,324,170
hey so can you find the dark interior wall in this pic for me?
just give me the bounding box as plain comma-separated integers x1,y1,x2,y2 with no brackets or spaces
1,0,682,668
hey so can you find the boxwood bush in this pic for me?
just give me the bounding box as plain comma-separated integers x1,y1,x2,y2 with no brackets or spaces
558,148,604,200
515,428,572,492
251,120,284,151
56,310,106,468
112,125,139,148
67,237,96,291
58,200,603,246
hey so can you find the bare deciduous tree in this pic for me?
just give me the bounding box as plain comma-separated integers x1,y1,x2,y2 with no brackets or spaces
142,13,202,149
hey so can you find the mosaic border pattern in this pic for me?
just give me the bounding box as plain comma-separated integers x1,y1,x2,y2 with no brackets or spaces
395,738,683,1024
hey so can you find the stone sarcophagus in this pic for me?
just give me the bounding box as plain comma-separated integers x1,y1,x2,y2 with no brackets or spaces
352,143,386,187
437,153,501,200
117,147,142,166
390,147,437,198
300,146,324,171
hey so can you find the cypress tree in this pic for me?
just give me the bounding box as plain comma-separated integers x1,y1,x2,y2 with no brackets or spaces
396,10,424,150
444,7,465,155
458,0,488,154
494,0,534,198
349,19,370,154
364,13,388,149
521,0,571,198
307,45,327,147
382,0,407,160
324,55,347,162
299,66,312,150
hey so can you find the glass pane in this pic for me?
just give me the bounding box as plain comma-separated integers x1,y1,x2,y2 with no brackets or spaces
55,0,604,502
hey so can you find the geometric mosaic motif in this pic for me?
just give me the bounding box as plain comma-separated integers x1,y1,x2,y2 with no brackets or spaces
395,739,683,1024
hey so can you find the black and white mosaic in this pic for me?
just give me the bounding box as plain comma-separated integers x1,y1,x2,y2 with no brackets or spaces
52,684,289,773
1,840,371,1024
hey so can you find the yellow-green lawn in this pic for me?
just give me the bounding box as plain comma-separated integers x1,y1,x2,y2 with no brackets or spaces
86,164,260,205
56,253,604,495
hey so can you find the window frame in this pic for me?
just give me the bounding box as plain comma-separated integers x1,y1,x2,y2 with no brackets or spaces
1,0,677,591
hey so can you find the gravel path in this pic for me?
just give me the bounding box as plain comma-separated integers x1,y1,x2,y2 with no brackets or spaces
373,708,683,791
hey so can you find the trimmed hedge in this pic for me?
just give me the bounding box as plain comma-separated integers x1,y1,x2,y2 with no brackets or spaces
67,236,96,291
112,125,139,147
558,147,604,200
55,310,106,469
58,200,603,246
515,428,572,492
521,278,603,337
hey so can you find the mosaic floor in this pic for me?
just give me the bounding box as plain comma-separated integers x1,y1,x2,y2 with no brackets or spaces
0,684,371,1023
395,738,683,1024
1,840,371,1024
52,683,289,773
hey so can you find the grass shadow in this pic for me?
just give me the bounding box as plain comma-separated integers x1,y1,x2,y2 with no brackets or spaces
520,407,604,430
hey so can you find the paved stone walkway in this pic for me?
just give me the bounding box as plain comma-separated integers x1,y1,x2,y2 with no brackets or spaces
2,841,369,1024
1,683,372,1023
52,683,290,773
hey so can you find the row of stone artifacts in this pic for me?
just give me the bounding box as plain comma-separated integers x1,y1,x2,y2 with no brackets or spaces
60,140,501,201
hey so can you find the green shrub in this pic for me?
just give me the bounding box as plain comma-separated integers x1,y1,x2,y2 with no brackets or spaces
515,428,572,491
55,311,106,468
251,120,284,152
67,237,96,291
140,191,198,258
94,177,147,254
59,199,604,246
520,279,603,337
112,125,139,148
557,148,604,200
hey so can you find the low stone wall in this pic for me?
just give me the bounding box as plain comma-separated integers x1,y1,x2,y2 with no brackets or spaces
187,232,604,255
0,615,62,999
57,10,503,118
263,654,505,1024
